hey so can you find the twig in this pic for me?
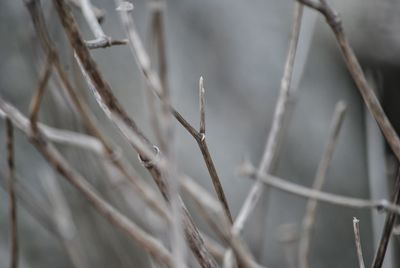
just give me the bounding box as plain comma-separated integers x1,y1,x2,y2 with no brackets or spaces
232,0,304,234
371,167,400,268
0,98,173,266
181,177,263,268
296,0,400,181
68,0,105,22
199,77,206,135
29,52,54,134
1,104,103,155
352,217,366,268
5,118,18,268
52,0,217,265
85,38,128,49
224,2,304,263
80,0,127,49
24,0,171,230
40,170,86,268
115,2,233,223
298,101,347,268
297,1,400,267
240,162,400,216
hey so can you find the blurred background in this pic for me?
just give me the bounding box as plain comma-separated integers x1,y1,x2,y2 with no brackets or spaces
1,0,399,267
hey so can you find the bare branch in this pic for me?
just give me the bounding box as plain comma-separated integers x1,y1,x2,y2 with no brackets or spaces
80,0,127,49
297,0,400,176
199,76,206,135
240,162,400,216
29,52,54,134
352,217,366,268
115,2,232,223
0,97,173,266
372,167,400,268
68,0,105,22
231,2,304,237
5,118,18,268
298,101,347,268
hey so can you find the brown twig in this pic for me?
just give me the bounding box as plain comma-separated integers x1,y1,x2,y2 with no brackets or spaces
298,101,347,268
181,176,262,268
371,167,400,268
240,162,400,216
29,52,53,134
115,2,233,223
352,217,366,268
5,118,18,268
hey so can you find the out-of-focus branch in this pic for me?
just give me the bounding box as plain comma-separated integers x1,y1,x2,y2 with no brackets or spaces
80,0,127,49
25,0,171,231
352,217,366,268
224,2,304,264
0,97,173,266
298,101,347,268
240,163,400,216
296,1,400,267
372,167,400,268
5,118,18,268
29,52,53,134
68,0,105,23
296,0,400,173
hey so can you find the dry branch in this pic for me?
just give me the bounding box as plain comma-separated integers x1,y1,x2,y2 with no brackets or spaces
372,167,400,268
0,97,173,266
298,101,347,268
352,217,366,268
224,2,304,264
5,118,18,268
240,163,400,216
296,1,400,267
115,2,233,223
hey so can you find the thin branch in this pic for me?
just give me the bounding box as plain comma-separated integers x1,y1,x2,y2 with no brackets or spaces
85,38,128,49
115,3,232,223
297,1,400,266
0,98,173,266
240,162,400,216
353,217,366,268
181,176,263,268
372,167,400,268
40,170,87,268
231,2,304,237
29,52,54,134
68,0,105,23
297,0,400,183
25,0,171,230
223,3,304,263
5,118,18,268
298,101,347,268
199,76,205,135
80,0,127,49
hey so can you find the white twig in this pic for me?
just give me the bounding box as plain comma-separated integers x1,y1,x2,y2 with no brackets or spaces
353,217,366,268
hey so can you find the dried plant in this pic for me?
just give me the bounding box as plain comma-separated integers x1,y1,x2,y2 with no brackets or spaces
1,0,400,267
